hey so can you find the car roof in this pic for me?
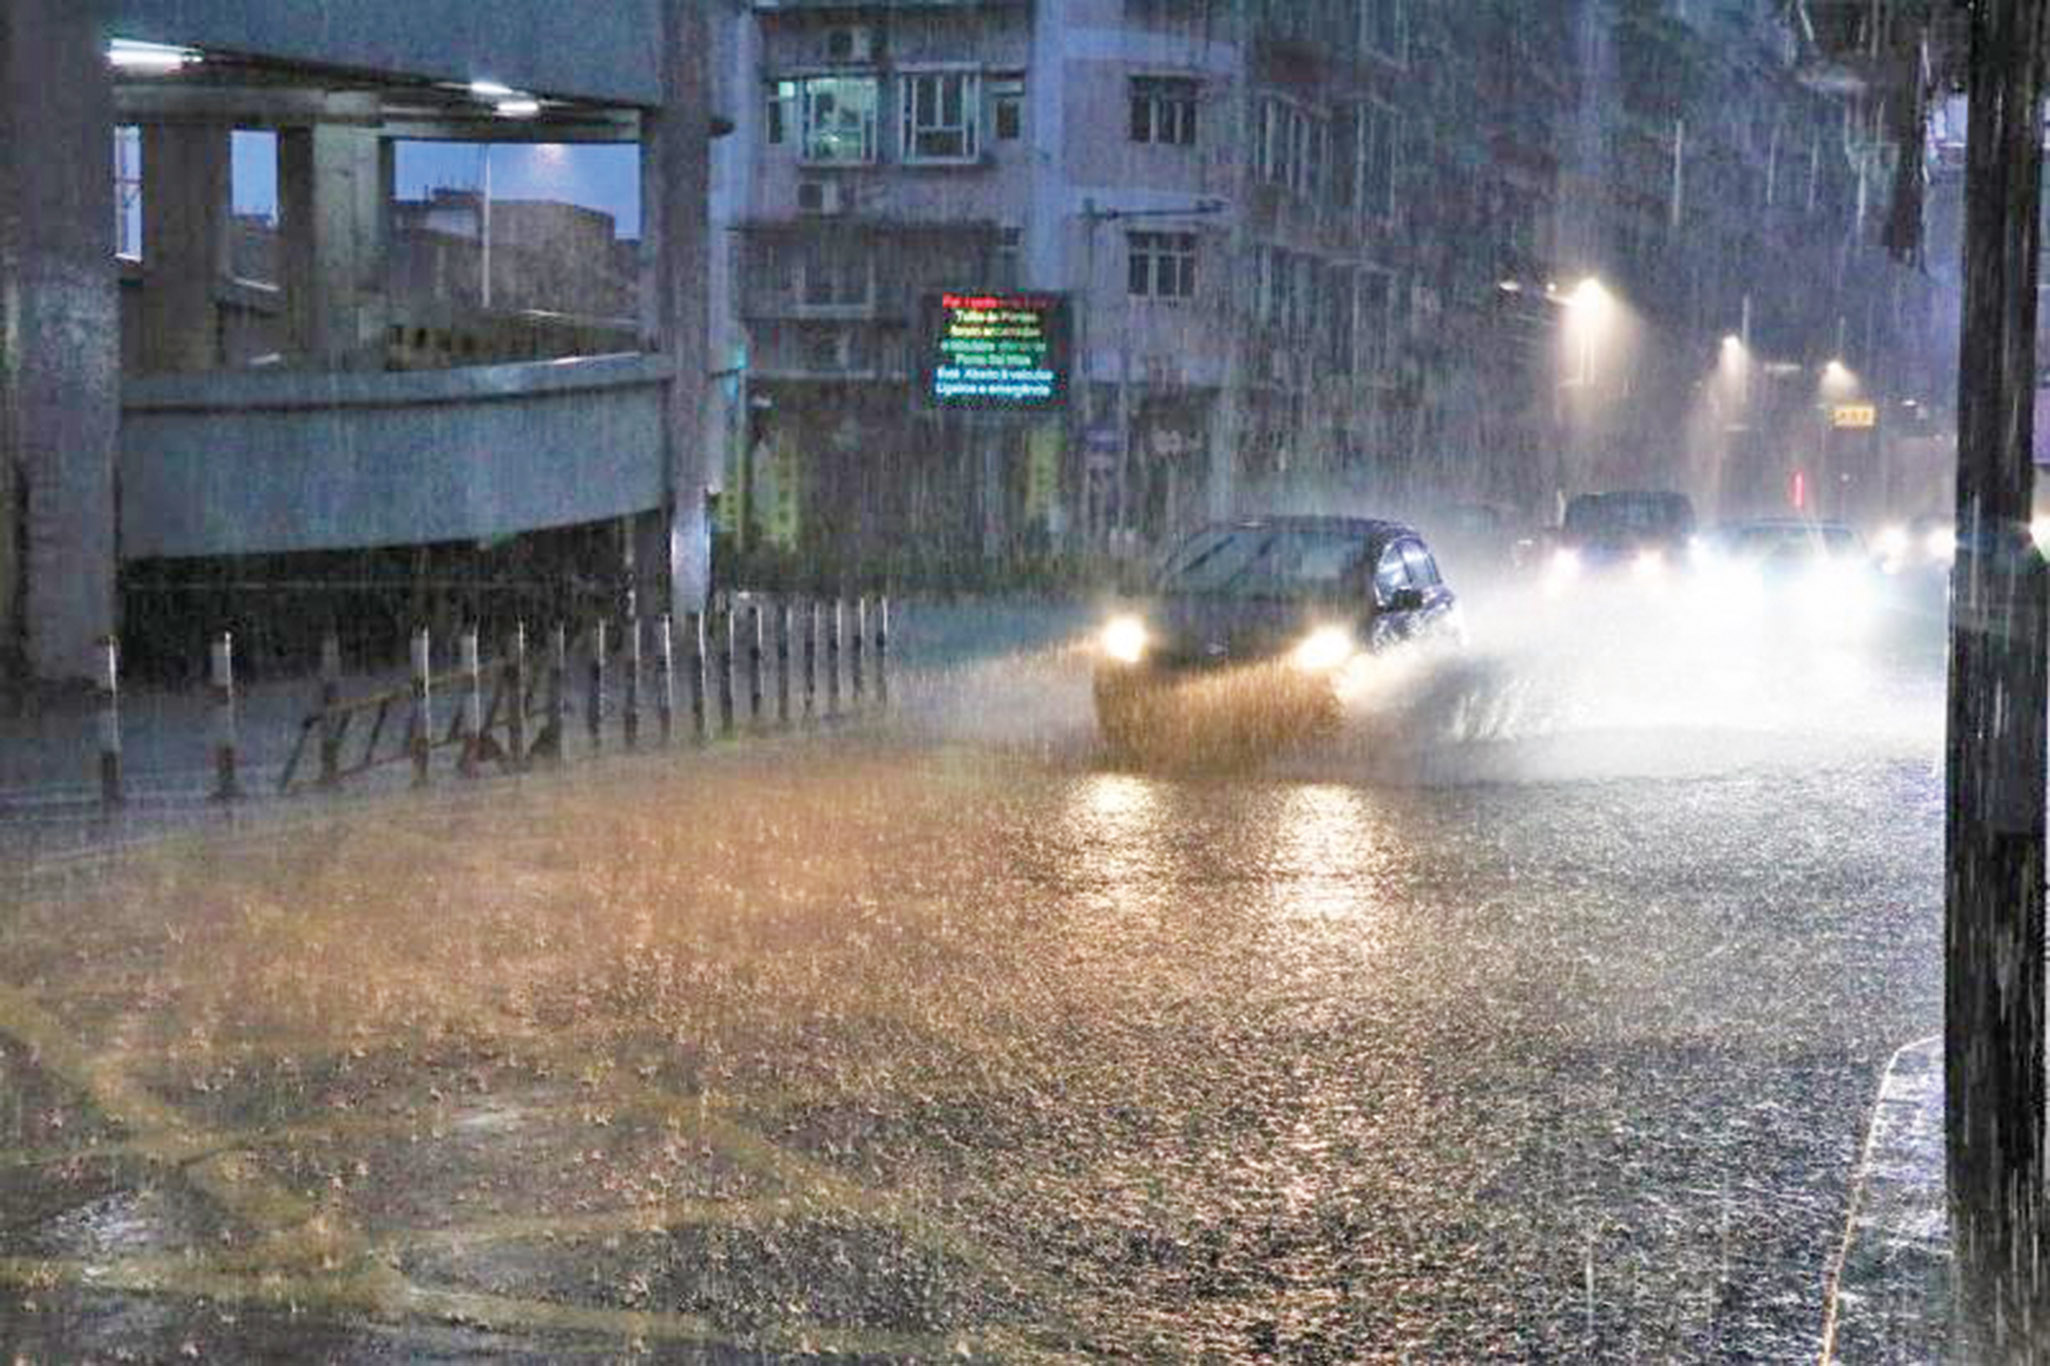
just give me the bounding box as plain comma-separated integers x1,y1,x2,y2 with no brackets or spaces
1201,515,1421,546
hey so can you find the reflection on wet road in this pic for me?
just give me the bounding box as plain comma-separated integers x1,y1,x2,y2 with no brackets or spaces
0,588,1947,1360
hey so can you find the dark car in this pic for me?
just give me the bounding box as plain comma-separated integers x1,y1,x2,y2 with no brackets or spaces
1548,490,1699,585
1691,517,1884,632
1092,516,1460,751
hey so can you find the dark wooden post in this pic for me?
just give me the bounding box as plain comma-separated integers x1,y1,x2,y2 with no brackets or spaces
826,598,843,716
745,600,764,725
546,622,569,767
1948,0,2050,1348
775,600,793,727
408,626,431,788
717,597,736,735
318,628,343,788
624,613,643,750
587,618,608,752
687,609,708,741
507,621,529,770
804,599,819,720
851,595,867,704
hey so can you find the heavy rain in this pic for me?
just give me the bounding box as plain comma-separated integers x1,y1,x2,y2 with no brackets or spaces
0,0,2037,1362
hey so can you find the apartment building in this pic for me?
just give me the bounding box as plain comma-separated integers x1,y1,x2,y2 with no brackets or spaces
0,0,711,683
717,0,1939,577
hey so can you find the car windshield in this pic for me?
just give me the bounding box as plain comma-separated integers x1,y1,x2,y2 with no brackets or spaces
1564,493,1693,538
1159,526,1369,595
1723,524,1866,558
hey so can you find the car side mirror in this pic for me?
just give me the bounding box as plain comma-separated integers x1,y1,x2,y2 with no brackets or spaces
1386,587,1426,612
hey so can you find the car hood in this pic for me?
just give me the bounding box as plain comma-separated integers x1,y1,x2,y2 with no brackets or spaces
1142,593,1359,665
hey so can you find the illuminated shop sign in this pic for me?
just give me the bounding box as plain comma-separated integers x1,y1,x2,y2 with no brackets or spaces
922,291,1071,409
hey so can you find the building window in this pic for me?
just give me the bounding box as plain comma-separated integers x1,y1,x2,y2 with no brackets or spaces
900,70,981,162
766,79,796,145
1258,99,1293,187
997,224,1023,288
799,75,879,163
1356,100,1397,220
114,125,142,260
1327,265,1356,373
1128,231,1196,300
1357,268,1395,375
799,237,872,308
991,74,1026,141
1361,0,1404,62
1130,76,1198,146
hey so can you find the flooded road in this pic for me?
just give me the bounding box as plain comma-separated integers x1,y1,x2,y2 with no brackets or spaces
0,591,1946,1360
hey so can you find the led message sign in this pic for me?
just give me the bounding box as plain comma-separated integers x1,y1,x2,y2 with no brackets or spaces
922,291,1071,409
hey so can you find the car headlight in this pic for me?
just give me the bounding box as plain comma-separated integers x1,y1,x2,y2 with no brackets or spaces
1632,548,1666,579
1292,625,1355,673
1547,547,1581,581
1100,614,1148,664
1925,526,1956,564
1875,525,1910,560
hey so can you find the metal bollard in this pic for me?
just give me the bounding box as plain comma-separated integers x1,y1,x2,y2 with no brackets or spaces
775,601,793,727
875,596,890,708
210,631,241,802
803,600,819,720
318,629,343,788
409,627,432,788
745,601,764,725
655,613,675,745
717,598,736,736
459,625,484,777
851,596,867,704
547,622,569,767
507,621,529,770
826,598,843,716
587,618,608,752
624,614,643,750
686,610,708,741
96,636,122,810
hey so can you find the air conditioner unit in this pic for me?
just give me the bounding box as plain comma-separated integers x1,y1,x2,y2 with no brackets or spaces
824,25,873,63
796,179,845,215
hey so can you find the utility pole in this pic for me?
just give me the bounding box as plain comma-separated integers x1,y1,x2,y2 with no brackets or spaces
1947,0,2048,1352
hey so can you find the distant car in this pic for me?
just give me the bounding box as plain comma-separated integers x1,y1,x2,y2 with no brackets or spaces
1872,514,1955,575
1547,490,1699,588
1692,517,1883,630
1092,516,1460,753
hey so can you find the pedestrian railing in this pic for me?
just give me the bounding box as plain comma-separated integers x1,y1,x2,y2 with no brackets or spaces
91,592,891,810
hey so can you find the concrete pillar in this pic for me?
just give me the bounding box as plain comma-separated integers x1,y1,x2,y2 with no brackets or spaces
0,0,119,682
280,124,388,370
645,0,713,621
139,123,229,373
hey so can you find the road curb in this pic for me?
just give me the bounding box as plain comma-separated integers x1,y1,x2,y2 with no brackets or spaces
1821,1035,1955,1364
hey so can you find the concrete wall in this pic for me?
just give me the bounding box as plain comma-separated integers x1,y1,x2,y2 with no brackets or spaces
120,355,673,558
108,0,666,106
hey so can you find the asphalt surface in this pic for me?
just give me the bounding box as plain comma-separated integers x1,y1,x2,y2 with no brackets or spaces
0,581,1949,1361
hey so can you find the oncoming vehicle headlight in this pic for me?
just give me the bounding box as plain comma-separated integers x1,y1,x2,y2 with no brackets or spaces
1545,547,1581,592
1875,524,1910,560
1100,615,1148,664
1925,525,1956,564
1292,625,1356,673
1632,548,1667,580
